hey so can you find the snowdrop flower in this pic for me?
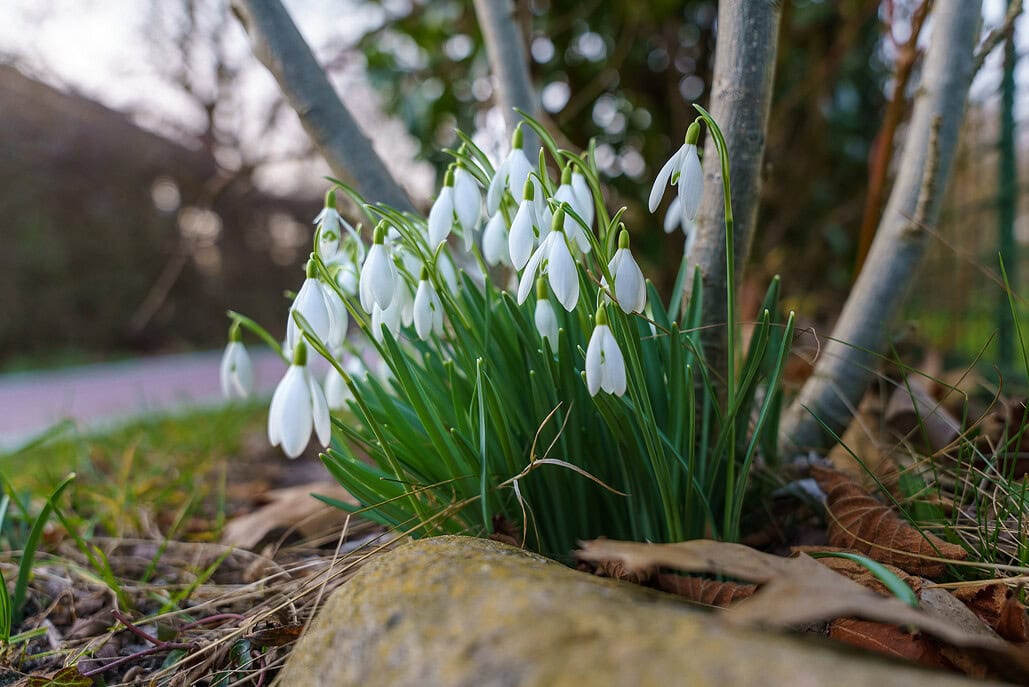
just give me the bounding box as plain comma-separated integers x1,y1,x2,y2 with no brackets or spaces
554,166,591,253
517,207,579,311
359,224,396,314
268,341,331,459
649,121,703,224
371,296,403,342
313,189,362,262
324,357,365,410
533,278,559,351
453,163,481,248
482,211,511,267
585,307,627,397
603,230,647,314
428,167,457,247
508,179,540,270
286,258,347,354
663,196,683,234
487,124,535,215
413,268,444,340
571,167,594,229
220,324,253,400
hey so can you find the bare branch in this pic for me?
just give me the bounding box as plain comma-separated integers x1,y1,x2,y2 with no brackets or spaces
472,0,539,150
682,0,783,395
974,0,1023,74
231,0,416,212
779,0,983,456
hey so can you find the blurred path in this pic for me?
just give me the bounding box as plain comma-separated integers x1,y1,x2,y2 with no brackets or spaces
0,350,287,450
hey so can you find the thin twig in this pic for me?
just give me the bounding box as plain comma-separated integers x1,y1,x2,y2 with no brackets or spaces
974,0,1024,73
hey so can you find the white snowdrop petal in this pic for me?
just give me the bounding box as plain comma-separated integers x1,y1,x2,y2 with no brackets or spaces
453,169,481,233
664,196,682,234
271,366,314,458
307,369,332,447
602,328,627,395
534,300,559,351
220,342,253,400
413,280,434,340
548,235,579,311
679,145,704,222
648,144,686,212
324,366,348,410
508,201,537,270
486,157,509,215
508,150,534,201
585,326,604,396
516,234,551,304
427,187,455,246
571,172,594,227
362,244,396,311
613,249,647,314
482,213,510,267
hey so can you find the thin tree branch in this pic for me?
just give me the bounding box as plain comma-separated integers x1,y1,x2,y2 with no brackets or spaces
854,0,932,274
682,0,783,396
472,0,539,151
974,0,1023,74
231,0,416,212
779,0,983,456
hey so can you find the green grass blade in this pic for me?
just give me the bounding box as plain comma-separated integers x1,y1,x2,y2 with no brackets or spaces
12,472,75,624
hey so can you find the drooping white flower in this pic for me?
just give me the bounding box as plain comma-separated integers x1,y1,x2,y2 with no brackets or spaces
486,125,535,214
313,189,362,262
602,230,647,314
324,357,365,410
517,208,579,311
571,169,594,229
664,196,682,234
585,307,627,397
286,258,347,354
371,296,403,342
482,212,511,267
533,278,559,351
359,224,396,314
453,164,481,247
413,269,444,340
427,167,457,247
554,169,591,254
268,341,331,458
649,121,703,224
508,178,540,270
220,328,253,400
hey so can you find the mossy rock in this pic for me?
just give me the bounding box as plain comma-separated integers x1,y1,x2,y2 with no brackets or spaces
280,535,1004,686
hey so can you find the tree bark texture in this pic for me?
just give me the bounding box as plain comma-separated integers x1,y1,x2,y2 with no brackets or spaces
779,0,983,455
683,0,782,394
472,0,540,152
231,0,416,213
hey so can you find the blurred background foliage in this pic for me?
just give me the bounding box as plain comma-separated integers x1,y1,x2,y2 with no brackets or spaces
356,0,888,314
2,0,1024,372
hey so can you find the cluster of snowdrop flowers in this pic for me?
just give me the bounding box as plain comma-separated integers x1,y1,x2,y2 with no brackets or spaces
224,117,708,459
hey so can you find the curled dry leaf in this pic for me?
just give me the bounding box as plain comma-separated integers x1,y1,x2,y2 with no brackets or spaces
575,539,1011,651
655,574,757,607
221,481,357,549
811,465,967,578
793,546,923,598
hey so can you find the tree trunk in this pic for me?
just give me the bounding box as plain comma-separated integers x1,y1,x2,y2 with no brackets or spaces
231,0,415,212
683,0,782,397
779,0,983,455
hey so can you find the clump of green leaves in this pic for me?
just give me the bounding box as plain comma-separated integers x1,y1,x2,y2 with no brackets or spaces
241,110,793,557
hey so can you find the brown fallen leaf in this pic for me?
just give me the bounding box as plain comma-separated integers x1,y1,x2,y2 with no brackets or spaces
793,545,923,598
221,481,357,549
654,574,757,607
24,666,92,687
829,618,949,669
996,588,1029,643
953,583,1011,632
811,465,967,578
576,539,1020,652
